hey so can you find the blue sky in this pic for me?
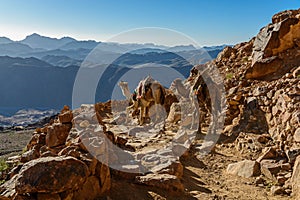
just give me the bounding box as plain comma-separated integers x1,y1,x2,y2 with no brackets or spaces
0,0,299,46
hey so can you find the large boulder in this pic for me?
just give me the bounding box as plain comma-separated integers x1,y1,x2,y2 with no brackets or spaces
46,123,71,148
246,9,300,80
227,160,260,178
15,156,89,194
291,156,300,198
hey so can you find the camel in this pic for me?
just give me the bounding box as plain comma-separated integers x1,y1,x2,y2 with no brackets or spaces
170,78,199,129
118,81,131,101
190,66,223,135
134,76,166,125
170,78,189,99
117,81,140,122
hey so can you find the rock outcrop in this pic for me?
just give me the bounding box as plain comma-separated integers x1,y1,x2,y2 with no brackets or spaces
246,8,300,80
214,8,300,197
0,106,111,199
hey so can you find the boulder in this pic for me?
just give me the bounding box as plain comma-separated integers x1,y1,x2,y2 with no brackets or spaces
272,9,300,24
227,160,260,178
58,110,73,124
246,12,300,80
294,128,300,142
256,147,278,162
270,186,286,196
291,156,300,198
46,123,71,148
136,173,184,192
15,156,89,194
73,176,103,200
246,56,284,80
20,148,40,163
260,160,282,181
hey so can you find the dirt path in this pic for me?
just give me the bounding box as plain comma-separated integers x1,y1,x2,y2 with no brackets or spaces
180,144,292,200
108,141,293,200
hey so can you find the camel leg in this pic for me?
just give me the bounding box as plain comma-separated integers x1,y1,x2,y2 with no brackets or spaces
139,106,144,125
155,104,164,123
157,104,161,122
145,106,150,124
190,97,199,129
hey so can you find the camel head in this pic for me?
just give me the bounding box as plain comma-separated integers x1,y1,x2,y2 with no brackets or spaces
171,78,184,89
118,81,128,87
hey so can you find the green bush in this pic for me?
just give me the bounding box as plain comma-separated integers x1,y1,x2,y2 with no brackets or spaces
0,159,8,172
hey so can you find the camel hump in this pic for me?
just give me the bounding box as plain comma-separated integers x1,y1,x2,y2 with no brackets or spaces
150,81,165,105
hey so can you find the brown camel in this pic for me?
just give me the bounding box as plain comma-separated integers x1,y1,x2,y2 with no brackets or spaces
133,76,166,125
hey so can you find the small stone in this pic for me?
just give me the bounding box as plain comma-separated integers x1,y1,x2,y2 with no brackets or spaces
271,186,286,195
277,176,287,185
256,147,278,162
255,176,264,185
79,120,90,128
257,134,270,144
136,173,184,192
285,149,300,164
260,160,281,181
294,128,300,142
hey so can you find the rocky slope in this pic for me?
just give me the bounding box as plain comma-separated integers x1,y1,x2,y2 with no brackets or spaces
0,8,300,200
214,8,300,198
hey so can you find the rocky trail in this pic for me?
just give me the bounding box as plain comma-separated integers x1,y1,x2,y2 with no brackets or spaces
0,8,300,200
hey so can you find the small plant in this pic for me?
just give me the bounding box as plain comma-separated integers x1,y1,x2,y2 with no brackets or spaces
0,180,5,185
242,56,249,62
0,159,8,172
297,74,300,79
22,146,28,153
226,73,234,79
265,181,275,190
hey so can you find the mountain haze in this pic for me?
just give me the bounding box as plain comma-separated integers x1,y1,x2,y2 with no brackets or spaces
0,33,226,116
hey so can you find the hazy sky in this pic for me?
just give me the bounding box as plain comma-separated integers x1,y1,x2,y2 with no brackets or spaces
0,0,299,46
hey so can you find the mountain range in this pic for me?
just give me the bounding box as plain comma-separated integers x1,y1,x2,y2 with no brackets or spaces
0,33,228,116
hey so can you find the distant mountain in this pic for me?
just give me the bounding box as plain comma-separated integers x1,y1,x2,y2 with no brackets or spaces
0,34,226,116
41,55,81,68
59,40,99,50
20,33,76,50
0,43,37,57
0,109,58,127
0,56,53,68
167,44,197,52
129,48,167,55
203,45,230,51
0,57,79,115
24,48,92,60
0,37,13,44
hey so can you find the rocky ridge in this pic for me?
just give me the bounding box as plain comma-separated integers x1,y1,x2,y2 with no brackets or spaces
214,8,300,197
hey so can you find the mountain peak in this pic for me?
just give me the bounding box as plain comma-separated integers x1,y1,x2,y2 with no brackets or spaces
21,33,76,50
